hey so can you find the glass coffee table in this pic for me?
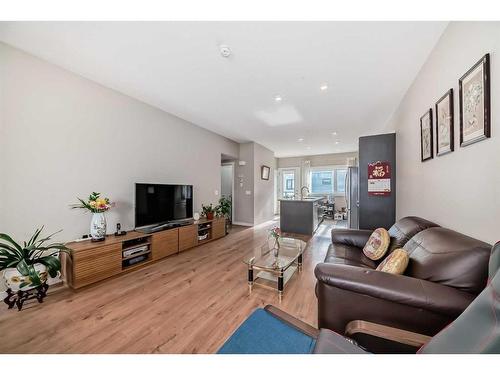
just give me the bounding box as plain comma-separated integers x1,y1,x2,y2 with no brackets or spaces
243,237,307,300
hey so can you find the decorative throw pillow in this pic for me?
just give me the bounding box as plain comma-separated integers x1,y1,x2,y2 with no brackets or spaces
362,228,390,260
376,248,409,275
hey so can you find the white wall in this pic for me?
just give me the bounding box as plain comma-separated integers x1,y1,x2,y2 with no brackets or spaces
277,151,358,169
233,142,276,225
0,42,239,243
385,22,500,244
234,143,254,225
253,143,276,225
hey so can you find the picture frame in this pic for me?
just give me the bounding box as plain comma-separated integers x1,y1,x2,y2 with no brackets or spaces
420,108,433,162
435,88,454,156
261,165,270,180
459,53,491,147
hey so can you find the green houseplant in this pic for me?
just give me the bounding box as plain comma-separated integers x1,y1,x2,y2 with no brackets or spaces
216,196,232,233
201,203,215,220
0,227,70,291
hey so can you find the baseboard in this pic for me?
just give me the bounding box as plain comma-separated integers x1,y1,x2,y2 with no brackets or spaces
232,221,254,227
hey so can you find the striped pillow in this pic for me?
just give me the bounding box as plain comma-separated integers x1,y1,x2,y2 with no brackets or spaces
376,248,409,274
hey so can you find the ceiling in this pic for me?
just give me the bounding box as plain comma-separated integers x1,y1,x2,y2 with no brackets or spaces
0,22,447,157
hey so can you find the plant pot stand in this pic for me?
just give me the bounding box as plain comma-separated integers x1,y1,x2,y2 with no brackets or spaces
3,283,49,311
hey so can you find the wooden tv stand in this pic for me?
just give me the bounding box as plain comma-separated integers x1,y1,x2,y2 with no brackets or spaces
65,217,226,289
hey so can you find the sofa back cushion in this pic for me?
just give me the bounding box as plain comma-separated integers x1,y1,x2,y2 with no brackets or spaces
387,216,440,253
403,227,491,294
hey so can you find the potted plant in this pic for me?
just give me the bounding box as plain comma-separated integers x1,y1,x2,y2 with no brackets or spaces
201,204,215,220
71,192,113,241
0,227,70,292
215,196,232,233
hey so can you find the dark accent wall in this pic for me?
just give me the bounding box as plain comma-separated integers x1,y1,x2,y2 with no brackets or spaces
358,133,396,230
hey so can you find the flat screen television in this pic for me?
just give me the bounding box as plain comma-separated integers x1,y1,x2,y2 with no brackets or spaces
135,183,193,228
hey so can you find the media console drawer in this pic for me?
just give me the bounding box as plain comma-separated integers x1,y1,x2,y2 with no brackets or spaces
71,243,122,288
152,228,179,260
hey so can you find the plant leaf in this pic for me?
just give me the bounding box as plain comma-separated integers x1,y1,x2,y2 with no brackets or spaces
37,256,61,278
0,233,23,257
27,226,44,247
26,264,41,287
16,259,30,276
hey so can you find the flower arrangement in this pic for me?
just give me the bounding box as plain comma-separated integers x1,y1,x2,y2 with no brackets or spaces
269,227,282,255
269,226,281,240
71,192,113,213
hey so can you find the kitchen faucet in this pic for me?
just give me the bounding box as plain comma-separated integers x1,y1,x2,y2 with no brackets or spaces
300,186,309,199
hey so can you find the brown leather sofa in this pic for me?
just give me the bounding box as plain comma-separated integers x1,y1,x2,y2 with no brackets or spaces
315,216,492,351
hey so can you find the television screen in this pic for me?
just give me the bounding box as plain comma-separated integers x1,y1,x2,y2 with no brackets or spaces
135,183,193,228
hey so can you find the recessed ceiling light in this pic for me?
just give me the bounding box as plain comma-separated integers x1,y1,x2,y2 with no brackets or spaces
320,84,329,91
274,95,283,102
335,141,340,145
298,138,304,142
331,131,337,136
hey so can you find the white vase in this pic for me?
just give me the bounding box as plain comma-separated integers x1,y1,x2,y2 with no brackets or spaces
90,212,107,240
3,264,48,291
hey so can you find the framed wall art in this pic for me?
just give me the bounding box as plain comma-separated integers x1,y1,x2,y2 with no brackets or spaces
459,53,491,147
261,165,270,180
420,108,433,162
435,88,454,156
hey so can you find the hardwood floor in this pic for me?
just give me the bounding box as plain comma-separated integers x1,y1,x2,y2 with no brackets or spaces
0,219,336,354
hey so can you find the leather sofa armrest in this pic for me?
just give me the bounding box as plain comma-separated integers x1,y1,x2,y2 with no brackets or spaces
331,228,372,249
345,320,431,348
264,305,319,338
314,263,475,317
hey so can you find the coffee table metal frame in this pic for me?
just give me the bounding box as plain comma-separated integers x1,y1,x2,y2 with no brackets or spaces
245,238,306,301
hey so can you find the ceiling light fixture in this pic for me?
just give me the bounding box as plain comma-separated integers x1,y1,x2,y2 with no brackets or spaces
298,138,304,142
306,146,312,150
320,84,329,91
335,141,340,145
331,131,337,136
274,95,283,102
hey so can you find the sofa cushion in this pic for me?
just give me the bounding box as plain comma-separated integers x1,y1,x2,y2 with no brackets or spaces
325,244,377,269
404,227,491,294
387,216,440,253
363,228,390,260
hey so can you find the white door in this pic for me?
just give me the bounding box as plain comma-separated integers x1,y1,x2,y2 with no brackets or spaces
277,168,300,200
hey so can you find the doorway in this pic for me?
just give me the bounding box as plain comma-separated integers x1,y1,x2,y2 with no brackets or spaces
276,167,300,214
221,162,235,223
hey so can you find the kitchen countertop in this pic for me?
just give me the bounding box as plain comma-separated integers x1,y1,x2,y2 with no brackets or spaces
278,197,323,202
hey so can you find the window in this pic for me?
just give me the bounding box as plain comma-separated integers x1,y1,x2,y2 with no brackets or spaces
310,167,347,195
311,171,333,194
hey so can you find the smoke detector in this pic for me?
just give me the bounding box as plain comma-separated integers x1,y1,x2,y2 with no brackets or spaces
219,45,231,58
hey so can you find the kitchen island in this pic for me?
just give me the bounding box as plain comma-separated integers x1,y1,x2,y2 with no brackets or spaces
279,197,324,235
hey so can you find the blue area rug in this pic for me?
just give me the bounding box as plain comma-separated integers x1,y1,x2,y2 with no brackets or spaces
217,308,316,354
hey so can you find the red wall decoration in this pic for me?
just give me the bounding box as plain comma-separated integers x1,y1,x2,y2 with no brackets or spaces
368,161,391,196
